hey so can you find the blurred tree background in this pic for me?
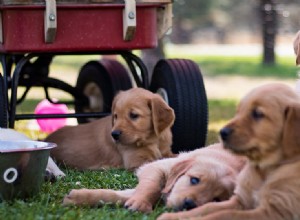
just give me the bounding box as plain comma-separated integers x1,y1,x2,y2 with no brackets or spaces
142,0,300,71
170,0,299,44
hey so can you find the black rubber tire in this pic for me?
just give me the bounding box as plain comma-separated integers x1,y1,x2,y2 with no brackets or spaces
75,59,132,123
0,74,7,128
150,59,208,153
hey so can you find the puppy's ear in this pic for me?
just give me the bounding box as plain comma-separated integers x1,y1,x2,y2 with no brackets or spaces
111,91,122,125
218,170,237,200
150,95,175,135
161,159,194,194
293,31,300,65
282,103,300,157
111,91,123,112
296,44,300,66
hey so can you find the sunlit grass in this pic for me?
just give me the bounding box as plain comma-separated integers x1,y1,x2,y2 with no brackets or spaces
206,99,237,145
176,55,298,79
45,51,299,82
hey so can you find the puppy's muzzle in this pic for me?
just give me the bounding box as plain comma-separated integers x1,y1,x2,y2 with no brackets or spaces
220,127,233,142
181,198,197,210
111,130,122,141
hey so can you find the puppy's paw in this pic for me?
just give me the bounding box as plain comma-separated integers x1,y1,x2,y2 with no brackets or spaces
46,157,66,179
63,189,80,205
124,197,152,213
44,169,65,182
63,189,91,206
44,170,56,182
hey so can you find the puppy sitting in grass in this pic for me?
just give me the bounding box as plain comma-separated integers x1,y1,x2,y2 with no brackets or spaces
46,88,175,171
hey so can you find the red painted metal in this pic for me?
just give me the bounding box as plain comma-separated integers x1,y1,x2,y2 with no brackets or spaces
0,4,160,53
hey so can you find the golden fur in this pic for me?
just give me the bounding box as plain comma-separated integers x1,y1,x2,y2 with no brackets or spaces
46,88,175,171
62,143,245,213
158,83,300,220
294,30,300,65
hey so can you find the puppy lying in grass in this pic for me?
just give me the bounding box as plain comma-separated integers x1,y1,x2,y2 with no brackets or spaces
46,88,175,171
63,143,246,213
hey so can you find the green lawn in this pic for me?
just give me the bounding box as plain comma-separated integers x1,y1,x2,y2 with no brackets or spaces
2,51,295,219
177,55,298,79
50,52,299,80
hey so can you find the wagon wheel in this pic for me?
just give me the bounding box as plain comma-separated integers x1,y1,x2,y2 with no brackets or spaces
75,59,132,124
0,74,8,128
150,59,208,153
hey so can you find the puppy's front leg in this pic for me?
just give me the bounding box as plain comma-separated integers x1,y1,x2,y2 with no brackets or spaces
46,157,66,179
63,188,134,207
124,182,161,213
124,158,177,213
158,195,242,220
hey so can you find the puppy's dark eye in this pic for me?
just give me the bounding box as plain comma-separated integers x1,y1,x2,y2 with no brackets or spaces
129,112,139,120
190,177,200,185
114,114,118,120
252,108,264,120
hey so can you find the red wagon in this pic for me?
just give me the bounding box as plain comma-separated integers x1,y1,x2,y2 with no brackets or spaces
0,0,208,152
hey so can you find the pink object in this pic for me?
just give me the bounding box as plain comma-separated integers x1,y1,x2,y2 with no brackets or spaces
34,99,68,133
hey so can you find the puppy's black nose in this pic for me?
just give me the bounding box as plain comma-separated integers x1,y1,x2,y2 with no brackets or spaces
182,198,197,210
220,127,233,141
111,130,122,141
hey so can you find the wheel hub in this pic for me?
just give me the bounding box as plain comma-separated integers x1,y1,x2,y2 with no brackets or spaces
83,82,104,112
156,88,169,105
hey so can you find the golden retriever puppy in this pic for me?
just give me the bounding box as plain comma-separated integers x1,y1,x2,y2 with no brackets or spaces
46,88,175,171
293,30,300,65
62,143,246,213
158,83,300,220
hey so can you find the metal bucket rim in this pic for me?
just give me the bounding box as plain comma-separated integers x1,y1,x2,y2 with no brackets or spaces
0,140,57,153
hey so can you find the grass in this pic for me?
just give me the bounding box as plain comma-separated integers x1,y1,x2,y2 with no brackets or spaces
48,52,299,80
183,55,298,79
206,99,237,144
0,169,166,220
